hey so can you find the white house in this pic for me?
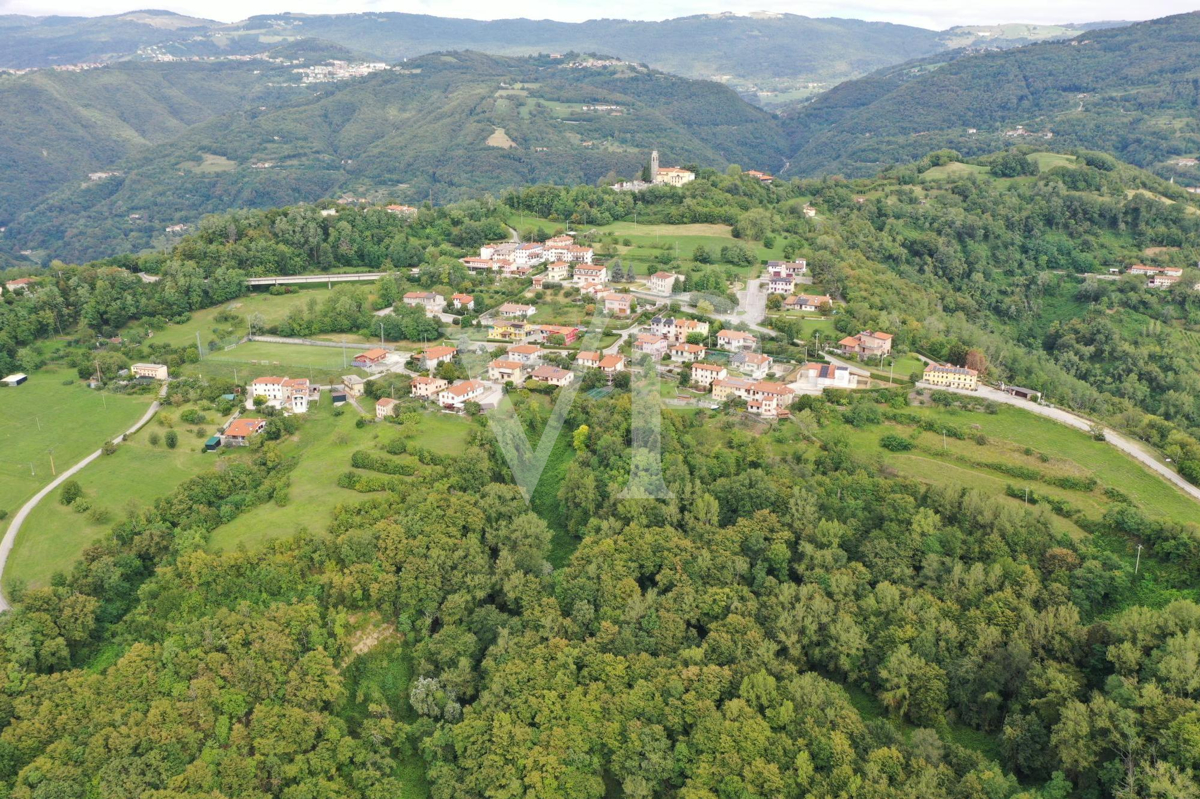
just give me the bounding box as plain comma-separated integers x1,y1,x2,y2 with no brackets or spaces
767,275,795,295
249,376,318,414
505,344,544,364
130,363,168,380
488,359,525,383
767,260,807,279
716,330,757,352
647,271,680,295
633,334,669,357
574,264,608,286
531,365,574,386
513,243,546,266
410,376,449,399
731,351,773,379
798,362,858,390
403,292,446,314
497,303,537,318
670,343,706,363
690,363,727,388
438,380,485,410
452,293,475,311
376,397,398,418
604,293,633,316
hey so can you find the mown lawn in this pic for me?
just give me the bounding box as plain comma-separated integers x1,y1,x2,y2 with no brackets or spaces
181,340,369,385
5,411,221,591
0,366,154,516
129,287,344,349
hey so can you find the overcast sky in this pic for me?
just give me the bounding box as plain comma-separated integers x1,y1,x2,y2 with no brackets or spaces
2,0,1197,31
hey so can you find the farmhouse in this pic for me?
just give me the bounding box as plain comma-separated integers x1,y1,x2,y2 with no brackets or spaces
923,362,979,390
375,397,398,418
744,170,774,184
438,380,485,410
452,293,475,311
531,365,574,386
418,345,457,371
691,363,728,388
488,359,525,383
385,204,418,217
798,362,858,390
670,343,706,363
222,417,266,447
3,277,37,293
838,331,893,358
130,363,169,380
716,330,757,352
409,376,449,399
353,348,390,368
647,271,681,295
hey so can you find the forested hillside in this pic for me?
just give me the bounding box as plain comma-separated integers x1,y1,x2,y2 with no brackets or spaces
784,12,1200,179
3,51,787,263
0,46,336,229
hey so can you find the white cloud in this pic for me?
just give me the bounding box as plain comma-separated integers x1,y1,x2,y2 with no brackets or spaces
0,0,1196,29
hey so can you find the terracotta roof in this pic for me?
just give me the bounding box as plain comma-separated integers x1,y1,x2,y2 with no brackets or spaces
444,380,483,397
252,376,286,384
490,359,523,370
376,397,397,408
577,351,601,362
422,345,457,360
225,418,265,438
532,365,570,380
598,355,624,369
357,348,389,361
507,344,542,355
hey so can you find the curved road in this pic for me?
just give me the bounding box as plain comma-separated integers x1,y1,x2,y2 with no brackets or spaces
0,384,168,612
923,382,1200,505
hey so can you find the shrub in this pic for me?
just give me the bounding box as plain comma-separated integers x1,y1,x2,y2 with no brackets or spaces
60,480,83,506
148,431,161,447
165,430,179,449
880,433,914,452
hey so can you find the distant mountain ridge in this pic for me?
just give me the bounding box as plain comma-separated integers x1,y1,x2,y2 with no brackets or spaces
0,10,1120,108
3,50,788,262
781,11,1200,179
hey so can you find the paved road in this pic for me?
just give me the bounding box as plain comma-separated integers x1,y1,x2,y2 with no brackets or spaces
0,384,168,612
925,383,1200,505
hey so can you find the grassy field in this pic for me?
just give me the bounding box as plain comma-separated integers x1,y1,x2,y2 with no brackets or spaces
921,162,990,181
209,404,472,552
837,402,1200,527
132,287,344,349
5,411,221,590
0,367,154,516
181,340,369,385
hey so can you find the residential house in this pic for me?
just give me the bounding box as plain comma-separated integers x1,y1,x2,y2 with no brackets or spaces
488,359,525,383
767,260,807,279
651,317,709,343
691,363,727,388
598,354,625,374
3,277,36,293
531,365,574,386
222,418,266,446
647,271,680,295
385,204,418,217
531,324,580,344
501,263,533,280
513,243,546,266
341,375,365,397
783,294,833,312
731,351,773,379
543,262,570,282
419,345,458,371
767,275,795,295
716,330,757,352
375,397,398,418
712,378,795,417
410,376,449,399
744,170,774,184
497,302,536,318
923,363,978,390
438,380,485,410
654,166,696,187
576,351,601,369
505,344,544,364
542,240,572,262
670,343,706,363
130,363,168,380
452,293,475,311
488,320,529,342
565,245,594,264
353,348,390,369
838,331,893,358
604,293,633,316
798,362,858,390
633,334,669,357
403,291,446,314
574,264,608,286
461,257,497,273
481,241,517,260
250,376,318,413
545,234,574,247
578,281,608,297
803,205,817,218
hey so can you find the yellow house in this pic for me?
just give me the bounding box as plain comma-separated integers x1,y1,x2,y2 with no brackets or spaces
923,363,978,390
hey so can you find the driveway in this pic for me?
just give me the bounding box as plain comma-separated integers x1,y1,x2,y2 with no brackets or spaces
0,383,168,611
923,383,1200,505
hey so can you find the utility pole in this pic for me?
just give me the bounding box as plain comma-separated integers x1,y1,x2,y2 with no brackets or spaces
942,429,946,451
1135,544,1143,575
196,331,203,360
380,321,385,345
1024,487,1029,504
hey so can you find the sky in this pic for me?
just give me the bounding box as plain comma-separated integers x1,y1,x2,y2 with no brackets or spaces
0,0,1197,31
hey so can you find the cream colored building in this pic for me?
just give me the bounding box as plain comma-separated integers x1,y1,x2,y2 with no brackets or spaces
923,363,979,390
130,363,168,380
